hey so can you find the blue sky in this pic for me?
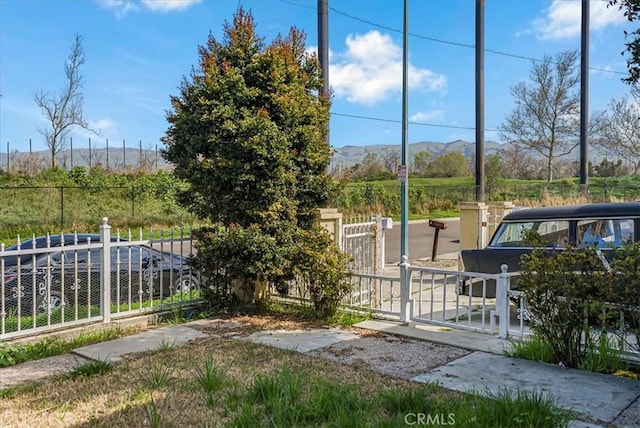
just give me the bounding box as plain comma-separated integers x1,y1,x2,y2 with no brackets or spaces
0,0,635,154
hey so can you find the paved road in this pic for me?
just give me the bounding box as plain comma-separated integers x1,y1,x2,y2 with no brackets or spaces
384,218,460,264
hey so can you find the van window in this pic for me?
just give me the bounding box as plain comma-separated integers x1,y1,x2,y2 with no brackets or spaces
490,220,570,248
577,219,634,248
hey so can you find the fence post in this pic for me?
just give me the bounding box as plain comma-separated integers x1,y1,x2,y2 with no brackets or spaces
496,264,509,338
374,214,383,274
400,255,412,323
100,217,112,324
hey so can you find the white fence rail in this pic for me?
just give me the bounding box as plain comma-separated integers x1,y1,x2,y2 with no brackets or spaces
0,219,201,340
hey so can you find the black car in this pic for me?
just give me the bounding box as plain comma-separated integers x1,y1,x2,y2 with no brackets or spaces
460,202,640,298
1,234,199,316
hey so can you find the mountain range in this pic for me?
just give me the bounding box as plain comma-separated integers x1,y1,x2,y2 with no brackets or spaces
331,139,505,169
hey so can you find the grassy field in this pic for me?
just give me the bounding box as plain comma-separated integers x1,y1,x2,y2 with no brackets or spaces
1,172,638,240
337,175,640,218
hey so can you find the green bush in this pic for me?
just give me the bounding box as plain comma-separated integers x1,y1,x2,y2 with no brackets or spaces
291,228,353,318
518,231,612,368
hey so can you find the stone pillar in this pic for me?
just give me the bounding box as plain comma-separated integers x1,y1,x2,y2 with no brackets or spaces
318,208,343,247
487,201,515,240
458,202,488,250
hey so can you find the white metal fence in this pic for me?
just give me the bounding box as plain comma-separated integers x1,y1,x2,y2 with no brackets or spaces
341,215,390,274
0,219,201,340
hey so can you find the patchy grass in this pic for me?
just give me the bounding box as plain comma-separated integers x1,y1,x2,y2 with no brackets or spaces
0,325,138,368
507,333,629,375
0,318,571,427
63,359,113,380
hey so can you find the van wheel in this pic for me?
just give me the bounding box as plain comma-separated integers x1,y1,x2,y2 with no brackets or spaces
172,274,199,295
37,291,67,314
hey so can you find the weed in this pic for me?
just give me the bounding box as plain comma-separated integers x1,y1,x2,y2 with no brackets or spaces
195,358,229,406
579,333,627,374
459,389,571,428
328,310,371,327
64,359,112,379
143,363,173,389
506,335,555,364
143,393,164,428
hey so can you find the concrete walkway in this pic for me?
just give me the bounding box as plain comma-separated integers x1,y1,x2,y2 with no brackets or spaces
1,318,639,427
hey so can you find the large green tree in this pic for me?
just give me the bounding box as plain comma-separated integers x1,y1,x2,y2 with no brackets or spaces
163,9,333,230
609,0,640,85
162,9,349,314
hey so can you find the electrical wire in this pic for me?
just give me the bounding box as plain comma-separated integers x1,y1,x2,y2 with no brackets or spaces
331,112,500,133
276,0,627,76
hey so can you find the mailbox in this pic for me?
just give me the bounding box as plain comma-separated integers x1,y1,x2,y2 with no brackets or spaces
428,219,448,230
428,219,447,261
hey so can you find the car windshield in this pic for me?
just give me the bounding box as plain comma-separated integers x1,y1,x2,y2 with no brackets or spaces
490,220,570,248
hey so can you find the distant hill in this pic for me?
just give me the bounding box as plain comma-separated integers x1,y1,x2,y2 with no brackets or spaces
0,139,609,173
331,140,505,168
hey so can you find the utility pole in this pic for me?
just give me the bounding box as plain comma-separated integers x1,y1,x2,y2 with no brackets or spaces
399,0,410,324
580,0,590,196
475,0,485,202
401,0,409,261
318,0,329,143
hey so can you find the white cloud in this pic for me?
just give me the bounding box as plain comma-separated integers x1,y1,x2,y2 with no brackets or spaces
97,0,200,17
410,110,445,122
305,46,334,62
141,0,202,12
532,0,626,40
88,118,116,133
330,31,447,105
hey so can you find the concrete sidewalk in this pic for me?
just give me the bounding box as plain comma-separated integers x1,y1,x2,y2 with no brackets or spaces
1,318,639,427
353,320,640,428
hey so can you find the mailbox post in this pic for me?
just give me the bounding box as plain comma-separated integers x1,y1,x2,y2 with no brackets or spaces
428,219,448,261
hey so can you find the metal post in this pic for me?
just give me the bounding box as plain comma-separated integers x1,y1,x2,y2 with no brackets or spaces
475,0,485,202
60,187,64,229
497,264,509,338
400,0,410,324
580,0,590,196
401,0,409,261
400,255,412,323
100,217,112,323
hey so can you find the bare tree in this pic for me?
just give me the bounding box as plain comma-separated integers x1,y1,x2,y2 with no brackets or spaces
381,147,400,173
499,50,580,182
596,92,640,174
34,34,100,168
500,144,540,179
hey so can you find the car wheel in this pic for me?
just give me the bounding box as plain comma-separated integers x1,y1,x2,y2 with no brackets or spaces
173,274,199,295
37,291,68,314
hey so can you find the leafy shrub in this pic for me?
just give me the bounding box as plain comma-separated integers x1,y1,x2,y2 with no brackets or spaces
606,242,640,349
518,231,612,368
290,228,353,318
192,224,288,309
193,224,352,318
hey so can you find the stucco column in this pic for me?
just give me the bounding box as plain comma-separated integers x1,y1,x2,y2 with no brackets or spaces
458,202,488,250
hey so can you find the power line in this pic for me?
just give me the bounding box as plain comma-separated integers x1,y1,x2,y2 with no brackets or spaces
276,0,627,76
331,112,500,133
